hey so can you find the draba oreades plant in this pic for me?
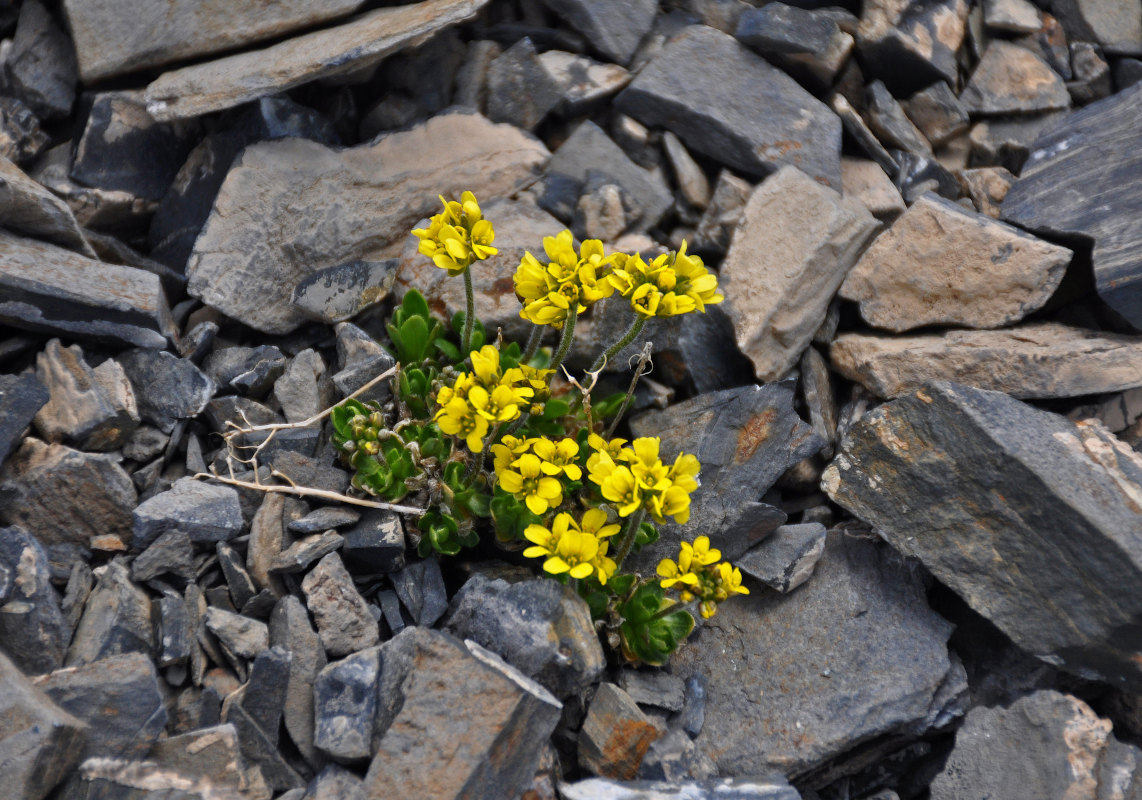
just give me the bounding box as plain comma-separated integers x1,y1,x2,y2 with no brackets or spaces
223,190,747,667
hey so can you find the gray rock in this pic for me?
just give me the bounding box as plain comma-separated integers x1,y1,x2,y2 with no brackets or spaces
539,0,657,65
133,477,243,548
145,724,268,800
662,132,710,209
722,166,879,381
444,575,604,698
670,532,964,778
0,231,175,348
223,697,305,792
218,542,257,610
304,764,365,800
302,552,379,658
968,112,1068,172
0,98,48,166
1001,82,1142,329
289,508,360,535
616,25,842,188
537,50,632,113
984,0,1042,32
831,323,1142,399
205,607,269,660
579,683,662,780
66,562,154,667
131,529,195,582
313,646,381,762
4,1,76,120
33,340,137,452
188,110,547,334
692,171,752,255
560,777,801,800
830,93,900,179
822,381,1142,691
676,305,755,394
0,650,87,800
60,562,92,633
272,350,336,427
902,82,970,148
0,526,68,674
574,175,636,241
36,652,166,762
627,383,820,571
361,629,562,800
856,0,969,92
269,595,326,767
390,557,448,627
202,396,281,435
0,438,135,549
931,690,1142,799
144,0,492,122
271,533,344,574
247,494,286,598
959,165,1015,218
341,510,406,574
1045,0,1142,56
0,156,92,255
234,646,291,746
1067,41,1112,105
617,670,686,712
28,142,156,231
486,37,564,131
840,193,1070,332
291,260,397,325
736,522,827,593
801,346,837,458
865,80,931,155
638,730,718,782
203,345,286,399
679,673,707,739
157,590,192,668
961,41,1071,115
0,372,49,468
735,3,854,87
118,349,215,433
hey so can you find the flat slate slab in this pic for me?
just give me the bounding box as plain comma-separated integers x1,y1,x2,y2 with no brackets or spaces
1001,81,1142,329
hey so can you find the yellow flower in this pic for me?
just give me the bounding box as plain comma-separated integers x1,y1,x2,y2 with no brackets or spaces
714,561,749,601
607,240,722,318
523,512,615,583
531,436,582,481
498,453,564,515
434,397,489,452
687,535,721,566
598,464,642,517
514,229,616,328
490,434,531,474
657,556,699,590
657,537,747,619
628,438,671,493
579,507,620,539
468,384,524,424
470,344,503,385
412,191,497,276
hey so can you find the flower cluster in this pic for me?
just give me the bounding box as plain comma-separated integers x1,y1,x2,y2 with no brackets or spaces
434,345,537,452
524,508,621,583
412,191,497,275
608,242,723,318
586,435,700,524
514,229,614,328
492,434,581,515
657,536,749,618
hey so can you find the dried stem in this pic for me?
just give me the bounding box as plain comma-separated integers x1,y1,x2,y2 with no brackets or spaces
605,343,653,438
194,471,425,515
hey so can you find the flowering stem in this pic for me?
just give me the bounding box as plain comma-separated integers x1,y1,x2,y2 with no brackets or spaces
462,267,476,355
521,325,544,364
613,507,647,572
605,343,653,438
548,312,577,375
590,316,647,373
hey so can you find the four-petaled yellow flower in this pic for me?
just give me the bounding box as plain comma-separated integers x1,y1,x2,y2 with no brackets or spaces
514,229,616,328
435,397,489,452
433,345,535,452
657,536,747,619
587,436,701,523
498,453,564,515
523,509,620,583
412,191,498,276
607,241,723,318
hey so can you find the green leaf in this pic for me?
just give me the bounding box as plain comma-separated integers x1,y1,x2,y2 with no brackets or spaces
436,339,460,363
619,609,695,667
402,289,430,321
594,391,629,419
542,399,570,420
608,574,636,597
399,315,430,363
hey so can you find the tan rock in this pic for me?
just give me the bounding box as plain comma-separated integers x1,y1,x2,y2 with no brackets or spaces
960,40,1071,115
840,157,905,220
839,193,1071,331
959,166,1016,218
0,156,93,256
145,0,489,122
722,166,879,382
831,323,1142,399
188,111,548,335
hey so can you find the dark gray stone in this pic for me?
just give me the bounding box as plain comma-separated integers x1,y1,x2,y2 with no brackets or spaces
735,3,853,86
123,424,168,463
1002,85,1142,328
217,542,257,610
204,607,268,659
203,344,286,399
0,150,92,258
969,112,1067,172
1067,41,1112,105
269,594,326,767
390,556,448,627
617,669,686,712
341,509,405,574
202,395,281,434
626,383,819,572
0,97,48,165
157,590,193,667
302,552,379,657
130,723,265,798
616,25,842,188
1045,0,1142,56
737,522,827,593
236,646,291,745
304,764,366,800
891,150,961,203
60,562,92,632
0,526,68,674
866,80,931,155
118,348,215,433
271,532,344,574
291,259,397,324
823,381,1142,691
692,171,753,256
289,507,361,535
0,371,48,468
66,562,154,667
539,0,657,65
670,532,965,779
4,1,75,120
37,652,166,761
830,93,900,178
679,673,707,739
856,0,968,93
0,650,87,800
902,81,970,148
32,340,138,451
267,449,349,496
224,697,305,792
133,477,242,548
676,305,755,394
560,777,801,800
444,575,604,698
131,529,195,582
486,37,564,131
314,646,381,762
377,589,406,636
638,730,718,782
961,41,1071,116
273,349,336,425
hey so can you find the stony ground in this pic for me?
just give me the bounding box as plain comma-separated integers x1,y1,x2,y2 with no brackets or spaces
2,0,1142,798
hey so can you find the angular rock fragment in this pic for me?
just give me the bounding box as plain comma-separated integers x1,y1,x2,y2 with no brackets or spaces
0,438,135,548
839,193,1070,331
736,522,827,593
145,724,268,800
486,37,564,131
722,166,879,381
0,527,68,674
865,80,932,155
189,110,547,334
931,690,1142,799
822,381,1142,690
0,231,175,348
361,629,562,800
271,533,344,574
306,764,365,800
203,345,286,399
445,575,604,698
0,650,87,800
313,646,381,762
218,542,257,610
539,0,657,65
145,0,491,122
5,1,76,120
289,508,360,535
1067,41,1112,105
157,590,193,668
390,557,448,627
340,510,406,574
857,0,969,92
560,777,801,800
1001,82,1142,329
735,4,854,87
960,41,1071,115
223,698,304,792
233,647,291,746
269,595,326,766
1046,0,1142,56
205,607,269,659
0,156,92,255
670,532,965,777
131,529,195,582
33,340,137,451
302,553,379,658
133,477,243,548
968,112,1066,172
616,26,842,188
537,50,631,112
832,323,1142,399
984,0,1042,33
617,670,685,713
579,684,661,780
902,82,970,147
691,172,749,254
0,372,49,468
626,383,821,572
959,166,1015,218
0,98,48,166
117,349,215,433
291,260,398,325
66,562,154,667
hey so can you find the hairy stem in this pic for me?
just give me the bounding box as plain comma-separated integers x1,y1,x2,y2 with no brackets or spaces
521,325,544,363
548,312,578,375
462,266,476,355
613,507,648,572
590,315,647,374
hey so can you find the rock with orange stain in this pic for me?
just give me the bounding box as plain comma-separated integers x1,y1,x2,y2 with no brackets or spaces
578,683,663,780
960,40,1071,115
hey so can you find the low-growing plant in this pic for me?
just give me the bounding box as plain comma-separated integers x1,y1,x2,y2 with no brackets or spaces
215,190,749,667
